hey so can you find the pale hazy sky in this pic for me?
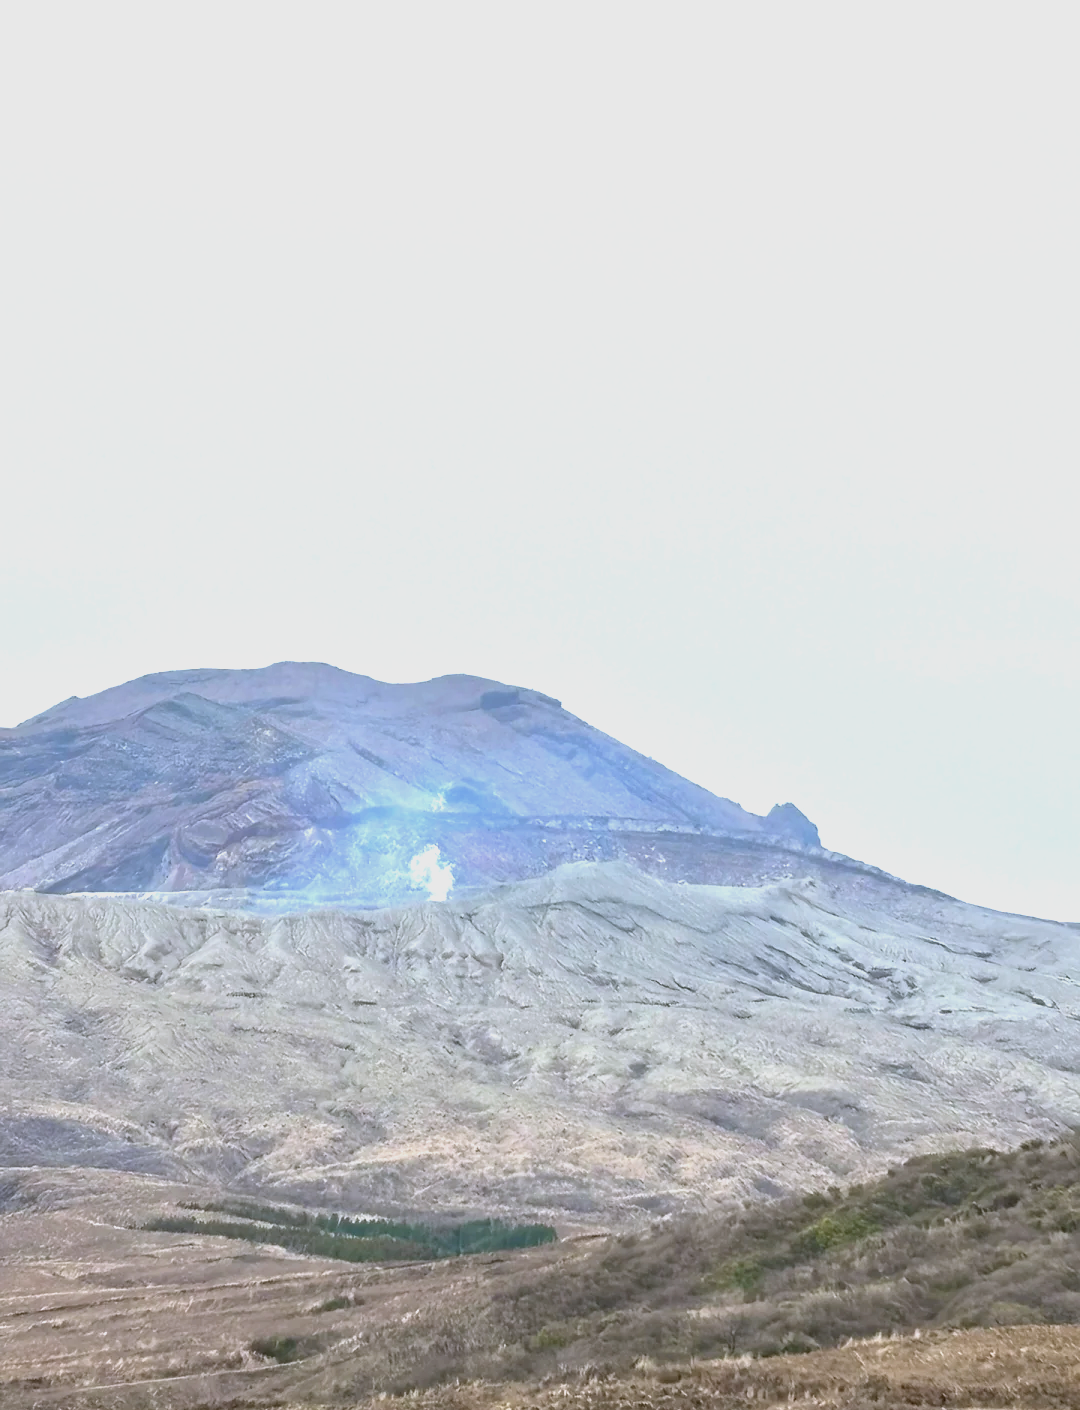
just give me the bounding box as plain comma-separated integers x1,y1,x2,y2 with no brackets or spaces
1,5,1077,920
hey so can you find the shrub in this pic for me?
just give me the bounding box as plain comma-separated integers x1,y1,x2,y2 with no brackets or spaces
700,1257,765,1298
250,1335,301,1363
792,1210,879,1257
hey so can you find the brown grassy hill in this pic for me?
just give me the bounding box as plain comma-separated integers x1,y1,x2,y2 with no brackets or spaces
365,1326,1080,1410
291,1130,1080,1399
2,1134,1078,1407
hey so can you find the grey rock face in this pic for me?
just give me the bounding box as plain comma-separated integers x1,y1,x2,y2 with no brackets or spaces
0,662,830,900
0,1116,180,1176
1,863,1078,1223
764,802,821,848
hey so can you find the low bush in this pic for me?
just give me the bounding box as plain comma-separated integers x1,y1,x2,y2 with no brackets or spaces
249,1334,301,1363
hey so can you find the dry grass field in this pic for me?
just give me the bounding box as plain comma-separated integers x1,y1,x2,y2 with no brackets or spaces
0,1166,575,1409
2,1136,1080,1409
381,1327,1080,1410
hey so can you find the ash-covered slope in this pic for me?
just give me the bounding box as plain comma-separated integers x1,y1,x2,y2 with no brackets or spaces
0,662,822,899
2,862,1078,1222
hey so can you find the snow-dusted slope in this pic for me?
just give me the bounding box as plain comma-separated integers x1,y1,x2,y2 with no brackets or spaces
2,863,1077,1222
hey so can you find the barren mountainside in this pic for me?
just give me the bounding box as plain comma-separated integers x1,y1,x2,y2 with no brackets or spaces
2,863,1078,1223
0,662,825,899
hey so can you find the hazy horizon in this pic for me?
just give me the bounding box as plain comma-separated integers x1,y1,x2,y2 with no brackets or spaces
2,4,1077,920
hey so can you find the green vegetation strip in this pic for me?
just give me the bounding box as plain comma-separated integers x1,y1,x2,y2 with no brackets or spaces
144,1201,556,1263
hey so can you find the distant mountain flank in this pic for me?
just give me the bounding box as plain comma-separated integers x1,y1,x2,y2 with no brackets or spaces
1,863,1077,1220
0,662,831,901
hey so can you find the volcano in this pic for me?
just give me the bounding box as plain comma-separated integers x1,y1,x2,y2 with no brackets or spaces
0,662,832,902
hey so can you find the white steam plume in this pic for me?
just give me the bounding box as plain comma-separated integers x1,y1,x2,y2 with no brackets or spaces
407,844,454,903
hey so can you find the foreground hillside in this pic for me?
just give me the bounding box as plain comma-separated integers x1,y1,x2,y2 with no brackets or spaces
0,661,822,897
2,864,1079,1217
376,1328,1080,1410
287,1132,1080,1397
1,1137,1078,1406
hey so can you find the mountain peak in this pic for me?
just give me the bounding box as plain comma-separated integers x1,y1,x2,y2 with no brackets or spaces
0,663,826,900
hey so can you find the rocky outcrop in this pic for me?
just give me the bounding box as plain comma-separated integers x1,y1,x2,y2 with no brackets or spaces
764,802,821,848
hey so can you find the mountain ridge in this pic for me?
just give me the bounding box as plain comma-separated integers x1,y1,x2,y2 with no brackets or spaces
0,661,826,900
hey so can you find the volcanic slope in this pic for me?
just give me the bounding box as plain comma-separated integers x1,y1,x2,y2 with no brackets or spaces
2,862,1078,1221
0,661,826,899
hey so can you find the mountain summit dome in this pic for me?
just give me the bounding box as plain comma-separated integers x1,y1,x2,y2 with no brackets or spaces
0,662,829,900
